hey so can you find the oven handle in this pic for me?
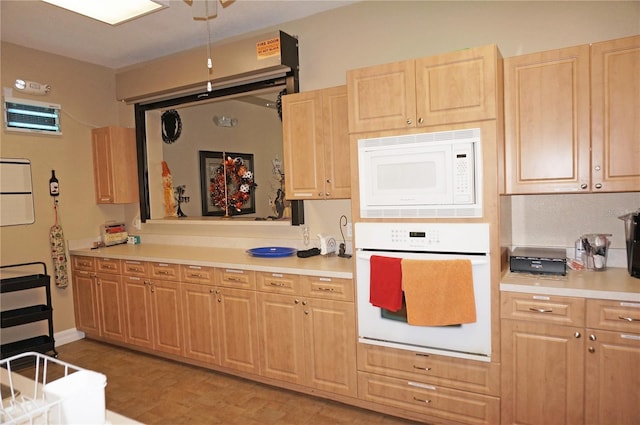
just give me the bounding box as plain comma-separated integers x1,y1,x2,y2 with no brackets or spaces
356,251,489,266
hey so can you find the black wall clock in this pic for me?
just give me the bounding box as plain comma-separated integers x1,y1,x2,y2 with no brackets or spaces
161,109,182,144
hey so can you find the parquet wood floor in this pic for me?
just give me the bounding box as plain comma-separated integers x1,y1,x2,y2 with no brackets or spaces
50,339,423,425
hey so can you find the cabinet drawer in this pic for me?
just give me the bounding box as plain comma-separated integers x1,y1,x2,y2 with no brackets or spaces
357,343,499,395
72,256,95,271
256,272,300,295
586,299,640,333
122,260,148,277
215,268,255,290
301,275,353,301
180,265,214,284
96,258,121,275
358,372,500,425
149,262,180,281
501,292,585,326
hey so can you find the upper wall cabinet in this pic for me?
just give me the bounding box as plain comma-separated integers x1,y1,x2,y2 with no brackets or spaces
591,35,640,193
92,126,139,204
282,86,350,200
504,35,640,194
347,44,501,133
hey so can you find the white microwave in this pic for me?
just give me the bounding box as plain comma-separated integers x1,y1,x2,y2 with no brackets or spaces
357,128,482,218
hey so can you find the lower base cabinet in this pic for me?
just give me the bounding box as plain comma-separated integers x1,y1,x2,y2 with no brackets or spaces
357,343,500,425
501,292,640,425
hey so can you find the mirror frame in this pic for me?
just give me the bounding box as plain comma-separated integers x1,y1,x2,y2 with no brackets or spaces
134,73,304,225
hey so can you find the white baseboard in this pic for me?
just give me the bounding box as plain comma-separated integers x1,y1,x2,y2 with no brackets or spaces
54,328,85,346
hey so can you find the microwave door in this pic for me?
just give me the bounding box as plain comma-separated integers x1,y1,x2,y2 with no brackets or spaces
365,148,454,207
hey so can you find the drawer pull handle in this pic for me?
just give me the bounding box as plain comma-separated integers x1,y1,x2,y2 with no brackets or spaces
529,307,552,313
618,315,639,322
317,287,335,292
412,397,431,404
189,273,204,278
226,277,242,282
413,365,431,371
270,282,285,287
158,270,170,275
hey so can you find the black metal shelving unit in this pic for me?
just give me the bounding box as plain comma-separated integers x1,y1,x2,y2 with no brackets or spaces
1,262,57,360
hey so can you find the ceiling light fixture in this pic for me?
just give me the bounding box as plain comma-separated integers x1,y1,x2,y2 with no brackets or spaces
41,0,165,26
204,0,215,92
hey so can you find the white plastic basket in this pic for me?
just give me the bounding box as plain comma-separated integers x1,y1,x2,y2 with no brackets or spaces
0,352,106,425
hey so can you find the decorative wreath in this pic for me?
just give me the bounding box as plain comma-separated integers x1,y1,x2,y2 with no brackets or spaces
209,156,257,213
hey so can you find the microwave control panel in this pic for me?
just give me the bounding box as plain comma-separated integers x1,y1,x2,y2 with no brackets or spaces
453,143,475,204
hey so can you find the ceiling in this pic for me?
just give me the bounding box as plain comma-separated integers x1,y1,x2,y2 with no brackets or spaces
0,0,355,70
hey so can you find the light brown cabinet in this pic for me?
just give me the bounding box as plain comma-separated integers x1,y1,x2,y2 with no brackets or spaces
121,261,183,356
357,343,500,424
91,126,139,204
256,272,357,396
504,35,640,194
71,256,125,343
501,292,640,425
584,299,640,425
282,85,350,199
347,44,501,133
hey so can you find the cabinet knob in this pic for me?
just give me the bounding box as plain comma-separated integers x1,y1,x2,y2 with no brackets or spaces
580,184,588,190
594,183,602,189
418,117,424,124
326,178,331,183
325,192,330,197
594,165,601,171
588,347,595,353
318,192,324,197
574,332,581,338
304,310,309,315
302,300,308,306
589,334,597,341
294,299,300,304
406,118,412,125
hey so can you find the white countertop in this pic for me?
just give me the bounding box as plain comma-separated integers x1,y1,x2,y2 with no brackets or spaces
70,243,354,279
501,267,640,302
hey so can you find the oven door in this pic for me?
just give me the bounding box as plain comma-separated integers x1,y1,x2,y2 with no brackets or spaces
356,250,491,361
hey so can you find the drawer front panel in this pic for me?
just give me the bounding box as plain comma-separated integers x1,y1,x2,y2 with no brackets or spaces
358,372,499,425
501,292,585,326
72,256,95,271
216,268,256,290
181,265,214,284
256,272,300,295
301,275,354,301
150,262,180,281
96,258,121,275
357,344,499,395
123,260,148,277
586,299,640,333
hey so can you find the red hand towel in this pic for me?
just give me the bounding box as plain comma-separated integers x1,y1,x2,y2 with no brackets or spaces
369,255,403,312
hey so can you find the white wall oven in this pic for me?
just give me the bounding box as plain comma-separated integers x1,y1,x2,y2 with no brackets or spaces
355,222,491,362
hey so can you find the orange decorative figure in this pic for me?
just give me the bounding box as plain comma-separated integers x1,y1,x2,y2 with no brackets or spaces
162,161,177,217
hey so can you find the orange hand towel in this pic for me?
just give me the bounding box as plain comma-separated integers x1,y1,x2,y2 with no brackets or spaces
369,255,403,312
401,259,476,326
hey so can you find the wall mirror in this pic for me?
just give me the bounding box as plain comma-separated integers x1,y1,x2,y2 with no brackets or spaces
135,76,302,225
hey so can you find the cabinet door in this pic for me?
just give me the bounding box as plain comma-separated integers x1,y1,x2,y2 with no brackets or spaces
217,287,260,374
501,320,584,425
256,292,305,384
584,329,640,425
181,283,220,365
91,126,138,204
123,276,154,350
416,44,498,127
347,60,416,133
322,86,350,199
504,45,591,194
591,35,640,192
72,271,101,336
150,279,183,356
282,90,324,199
95,272,125,342
303,298,357,396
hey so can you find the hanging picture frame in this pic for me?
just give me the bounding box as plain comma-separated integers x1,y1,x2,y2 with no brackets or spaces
199,151,256,216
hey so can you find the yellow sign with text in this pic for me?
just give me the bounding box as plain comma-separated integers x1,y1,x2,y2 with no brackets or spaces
256,37,281,60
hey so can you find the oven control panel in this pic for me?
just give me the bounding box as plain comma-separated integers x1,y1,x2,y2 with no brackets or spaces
355,222,490,253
